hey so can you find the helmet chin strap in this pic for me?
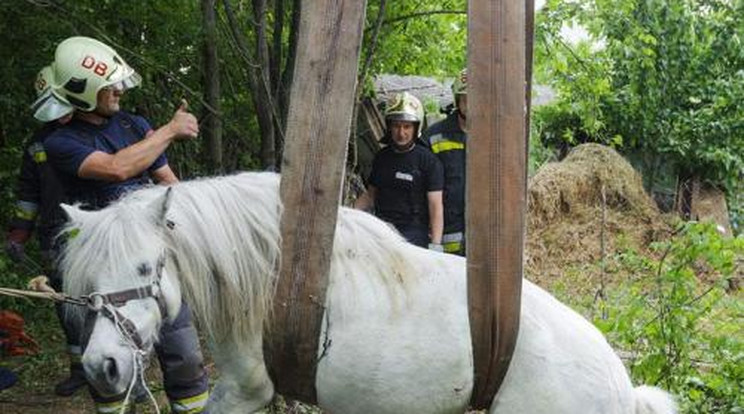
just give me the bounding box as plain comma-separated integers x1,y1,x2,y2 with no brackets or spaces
392,140,416,153
77,110,109,126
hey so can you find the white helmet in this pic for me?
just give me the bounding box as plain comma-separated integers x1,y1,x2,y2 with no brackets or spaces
30,65,74,122
385,92,424,136
51,36,141,112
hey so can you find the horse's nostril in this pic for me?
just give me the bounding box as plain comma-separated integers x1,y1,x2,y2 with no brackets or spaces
103,357,119,383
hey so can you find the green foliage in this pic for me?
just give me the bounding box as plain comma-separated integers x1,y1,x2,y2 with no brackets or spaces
369,1,466,78
596,223,743,413
528,119,557,176
535,0,744,191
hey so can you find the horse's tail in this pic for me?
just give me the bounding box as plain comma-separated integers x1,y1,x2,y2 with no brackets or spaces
634,385,677,414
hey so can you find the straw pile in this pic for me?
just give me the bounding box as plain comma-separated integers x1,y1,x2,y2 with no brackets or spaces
526,144,670,287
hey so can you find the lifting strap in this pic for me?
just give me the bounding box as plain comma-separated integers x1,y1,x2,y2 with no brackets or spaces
466,0,534,408
265,0,367,404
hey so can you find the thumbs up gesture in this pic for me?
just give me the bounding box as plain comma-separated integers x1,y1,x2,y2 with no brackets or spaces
167,99,199,140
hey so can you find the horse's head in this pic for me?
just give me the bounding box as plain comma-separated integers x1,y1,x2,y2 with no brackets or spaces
59,188,182,397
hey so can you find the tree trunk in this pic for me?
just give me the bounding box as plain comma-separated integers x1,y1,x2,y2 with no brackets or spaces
201,0,223,173
252,0,276,169
222,0,276,169
275,0,302,166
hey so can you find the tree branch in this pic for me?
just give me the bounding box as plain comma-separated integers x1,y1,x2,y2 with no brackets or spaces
380,9,466,27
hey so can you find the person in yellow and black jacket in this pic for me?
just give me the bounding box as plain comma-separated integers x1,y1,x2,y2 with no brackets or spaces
422,69,469,256
4,65,84,396
6,66,74,262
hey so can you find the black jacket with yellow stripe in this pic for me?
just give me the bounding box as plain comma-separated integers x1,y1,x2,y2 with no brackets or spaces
422,112,468,253
9,123,68,251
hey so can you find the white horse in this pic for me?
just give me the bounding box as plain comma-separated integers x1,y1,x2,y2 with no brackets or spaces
58,172,676,414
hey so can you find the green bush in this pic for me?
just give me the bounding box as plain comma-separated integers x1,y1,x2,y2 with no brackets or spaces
595,223,743,413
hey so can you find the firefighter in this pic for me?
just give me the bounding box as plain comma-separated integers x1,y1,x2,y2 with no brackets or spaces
422,69,469,255
355,92,444,249
4,65,81,396
41,36,209,413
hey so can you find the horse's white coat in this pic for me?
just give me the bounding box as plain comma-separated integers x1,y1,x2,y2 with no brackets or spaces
59,172,676,414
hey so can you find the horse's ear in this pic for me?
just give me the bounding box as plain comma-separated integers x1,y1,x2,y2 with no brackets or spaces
60,203,94,224
148,186,174,226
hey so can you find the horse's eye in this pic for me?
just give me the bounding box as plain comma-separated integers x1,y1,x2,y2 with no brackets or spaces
137,263,153,277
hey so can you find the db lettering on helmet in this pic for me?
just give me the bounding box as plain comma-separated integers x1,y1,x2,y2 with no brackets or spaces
81,55,109,77
49,37,142,111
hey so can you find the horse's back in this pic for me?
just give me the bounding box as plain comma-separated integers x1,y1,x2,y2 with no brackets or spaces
490,280,635,414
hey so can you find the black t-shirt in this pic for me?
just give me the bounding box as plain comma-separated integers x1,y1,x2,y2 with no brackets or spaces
369,144,444,228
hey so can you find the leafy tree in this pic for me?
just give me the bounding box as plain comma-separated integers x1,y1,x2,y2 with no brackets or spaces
535,0,744,194
0,1,468,248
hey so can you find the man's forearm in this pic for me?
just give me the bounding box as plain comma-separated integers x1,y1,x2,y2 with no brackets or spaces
429,212,443,244
428,191,443,244
110,127,174,177
152,164,179,185
79,126,175,181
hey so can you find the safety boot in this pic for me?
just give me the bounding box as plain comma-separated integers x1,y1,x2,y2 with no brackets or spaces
53,362,87,397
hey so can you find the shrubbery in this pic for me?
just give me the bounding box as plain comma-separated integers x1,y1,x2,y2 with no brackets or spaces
592,223,743,413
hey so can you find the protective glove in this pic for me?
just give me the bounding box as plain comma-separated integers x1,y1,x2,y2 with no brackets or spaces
5,240,25,263
428,243,444,253
5,228,31,263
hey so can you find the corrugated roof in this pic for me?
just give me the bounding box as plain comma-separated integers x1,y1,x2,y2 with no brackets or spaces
373,74,556,108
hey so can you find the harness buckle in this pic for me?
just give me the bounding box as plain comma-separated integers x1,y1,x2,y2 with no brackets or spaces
86,292,106,311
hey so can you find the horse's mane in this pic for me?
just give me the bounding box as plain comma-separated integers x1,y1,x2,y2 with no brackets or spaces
61,172,419,345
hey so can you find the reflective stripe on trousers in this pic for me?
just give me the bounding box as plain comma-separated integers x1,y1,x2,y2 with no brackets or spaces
95,400,131,414
171,390,209,413
95,391,209,414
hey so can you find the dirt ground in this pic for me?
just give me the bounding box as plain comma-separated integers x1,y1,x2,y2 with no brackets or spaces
0,144,681,413
0,318,98,414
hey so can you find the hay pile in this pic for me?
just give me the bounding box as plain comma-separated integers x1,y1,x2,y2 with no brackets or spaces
526,144,670,288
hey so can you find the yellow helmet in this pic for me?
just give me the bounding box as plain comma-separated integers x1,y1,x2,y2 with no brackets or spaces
51,36,141,111
30,65,74,122
451,68,467,97
385,91,424,127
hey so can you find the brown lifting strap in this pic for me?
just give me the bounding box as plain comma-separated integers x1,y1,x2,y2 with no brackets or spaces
466,0,534,409
265,0,367,404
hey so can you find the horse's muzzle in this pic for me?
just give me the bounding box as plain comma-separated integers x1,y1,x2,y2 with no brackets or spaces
82,352,132,397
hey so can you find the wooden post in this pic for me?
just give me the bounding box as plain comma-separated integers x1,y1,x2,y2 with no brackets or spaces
266,0,367,404
466,0,532,408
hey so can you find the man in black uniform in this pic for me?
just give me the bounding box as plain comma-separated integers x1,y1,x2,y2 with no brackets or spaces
355,92,444,250
422,69,469,255
40,37,209,413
